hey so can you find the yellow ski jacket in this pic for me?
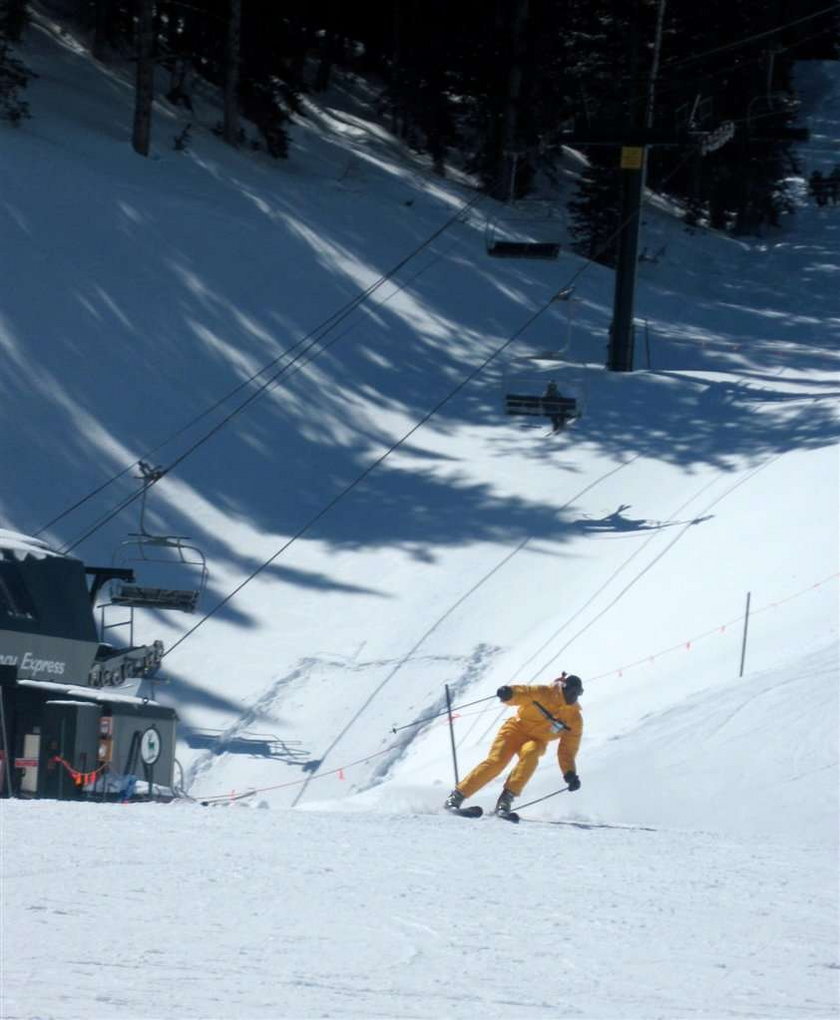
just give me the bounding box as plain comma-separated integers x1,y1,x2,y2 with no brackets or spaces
504,683,583,774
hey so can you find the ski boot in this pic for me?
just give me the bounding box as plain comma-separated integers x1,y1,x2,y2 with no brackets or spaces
495,788,515,817
444,789,466,812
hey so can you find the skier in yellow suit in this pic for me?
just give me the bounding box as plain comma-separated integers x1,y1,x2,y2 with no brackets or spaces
445,674,583,816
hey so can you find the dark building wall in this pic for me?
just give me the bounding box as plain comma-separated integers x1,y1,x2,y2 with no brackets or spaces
0,554,99,682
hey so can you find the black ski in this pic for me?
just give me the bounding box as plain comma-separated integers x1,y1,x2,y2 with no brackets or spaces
446,805,483,818
495,810,520,824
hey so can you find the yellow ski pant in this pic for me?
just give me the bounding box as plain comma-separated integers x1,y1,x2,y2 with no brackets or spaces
456,718,547,798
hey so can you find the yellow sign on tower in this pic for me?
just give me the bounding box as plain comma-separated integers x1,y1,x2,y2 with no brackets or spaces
620,147,644,170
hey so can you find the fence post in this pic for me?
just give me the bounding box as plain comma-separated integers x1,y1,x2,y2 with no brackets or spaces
739,591,752,677
445,684,459,786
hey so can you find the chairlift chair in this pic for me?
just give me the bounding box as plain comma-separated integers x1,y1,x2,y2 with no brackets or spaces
488,239,560,260
108,463,208,615
504,390,579,428
502,368,581,430
502,364,587,430
485,202,563,260
110,533,207,614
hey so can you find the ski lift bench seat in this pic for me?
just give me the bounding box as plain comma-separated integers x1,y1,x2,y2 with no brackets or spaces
111,584,199,613
484,200,564,259
488,241,560,260
505,392,579,424
505,393,579,417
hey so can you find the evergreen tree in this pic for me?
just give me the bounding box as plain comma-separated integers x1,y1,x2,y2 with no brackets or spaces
567,147,622,265
27,0,837,206
377,0,459,173
236,3,303,159
564,0,657,263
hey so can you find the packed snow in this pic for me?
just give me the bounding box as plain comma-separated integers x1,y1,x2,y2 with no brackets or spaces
1,15,838,1020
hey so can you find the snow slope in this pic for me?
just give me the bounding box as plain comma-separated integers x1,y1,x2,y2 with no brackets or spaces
1,14,838,1020
4,796,837,1020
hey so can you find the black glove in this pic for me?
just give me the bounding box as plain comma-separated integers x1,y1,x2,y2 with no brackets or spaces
563,770,581,792
496,685,513,702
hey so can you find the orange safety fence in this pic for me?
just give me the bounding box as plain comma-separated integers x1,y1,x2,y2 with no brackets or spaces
588,572,838,680
195,741,401,804
51,755,109,787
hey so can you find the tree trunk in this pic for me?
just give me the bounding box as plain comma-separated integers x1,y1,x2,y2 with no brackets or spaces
223,0,242,145
494,0,529,200
4,0,27,42
314,30,336,92
91,0,110,61
132,0,155,157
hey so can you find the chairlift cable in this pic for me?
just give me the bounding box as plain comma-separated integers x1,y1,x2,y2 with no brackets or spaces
562,11,831,141
52,312,372,546
61,488,151,555
158,234,474,481
162,152,699,657
45,116,771,548
69,151,682,617
36,328,330,536
56,320,367,552
552,149,694,298
45,190,486,548
61,229,471,554
562,22,834,140
161,294,553,660
47,15,830,675
662,5,838,72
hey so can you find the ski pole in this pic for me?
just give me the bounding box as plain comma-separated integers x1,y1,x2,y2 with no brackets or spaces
515,786,570,811
445,683,459,786
390,694,497,734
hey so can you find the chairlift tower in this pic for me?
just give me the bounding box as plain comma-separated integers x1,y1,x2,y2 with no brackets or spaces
610,0,665,373
558,0,785,372
555,0,669,372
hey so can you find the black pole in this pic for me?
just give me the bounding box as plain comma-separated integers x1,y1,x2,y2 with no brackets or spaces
445,684,459,786
390,694,496,734
608,149,645,372
739,591,752,677
515,786,570,811
0,687,13,799
607,0,666,373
